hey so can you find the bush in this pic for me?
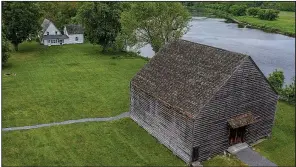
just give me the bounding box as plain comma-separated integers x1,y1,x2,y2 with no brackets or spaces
228,5,248,16
258,9,279,20
247,7,260,16
281,77,295,105
268,69,285,94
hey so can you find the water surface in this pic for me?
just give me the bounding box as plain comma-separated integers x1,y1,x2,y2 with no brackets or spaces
137,17,295,84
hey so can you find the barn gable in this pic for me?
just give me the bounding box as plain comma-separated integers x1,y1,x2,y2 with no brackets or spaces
131,40,248,117
193,56,278,161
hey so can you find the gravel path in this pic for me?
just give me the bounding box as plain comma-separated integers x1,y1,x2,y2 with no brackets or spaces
2,112,130,132
235,147,277,166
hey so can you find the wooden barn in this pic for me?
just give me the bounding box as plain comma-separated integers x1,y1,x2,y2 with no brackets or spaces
130,40,278,164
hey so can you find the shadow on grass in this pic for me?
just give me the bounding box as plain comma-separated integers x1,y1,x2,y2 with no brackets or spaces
2,63,13,70
15,41,45,53
101,50,150,61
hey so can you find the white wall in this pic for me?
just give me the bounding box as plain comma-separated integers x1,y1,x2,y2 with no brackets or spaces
64,34,84,44
43,23,61,35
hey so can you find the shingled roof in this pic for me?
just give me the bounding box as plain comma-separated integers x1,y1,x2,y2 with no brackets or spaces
65,24,84,34
41,18,51,33
43,35,69,40
131,40,249,117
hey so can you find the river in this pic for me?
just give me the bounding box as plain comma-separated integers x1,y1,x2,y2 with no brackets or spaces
136,17,295,84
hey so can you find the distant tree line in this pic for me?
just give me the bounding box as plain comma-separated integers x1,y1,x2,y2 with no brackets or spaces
185,2,295,12
268,69,295,105
185,2,295,21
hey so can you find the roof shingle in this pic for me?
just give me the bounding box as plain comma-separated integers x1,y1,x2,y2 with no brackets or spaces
131,40,248,116
65,24,84,34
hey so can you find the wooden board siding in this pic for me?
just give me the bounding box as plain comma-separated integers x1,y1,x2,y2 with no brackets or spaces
130,85,194,164
193,57,278,162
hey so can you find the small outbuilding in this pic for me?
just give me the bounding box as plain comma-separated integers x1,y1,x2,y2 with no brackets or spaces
130,40,278,164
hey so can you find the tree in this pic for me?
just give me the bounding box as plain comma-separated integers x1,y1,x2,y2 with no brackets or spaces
77,2,122,52
120,2,191,53
258,9,279,21
2,2,41,51
267,69,285,93
281,77,295,105
37,2,81,29
2,25,11,66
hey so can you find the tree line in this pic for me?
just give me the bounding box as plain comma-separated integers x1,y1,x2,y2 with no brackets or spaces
184,2,295,12
2,2,191,66
185,2,287,21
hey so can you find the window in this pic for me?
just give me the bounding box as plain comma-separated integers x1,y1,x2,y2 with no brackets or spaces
75,37,78,41
47,32,49,35
55,31,58,35
48,40,50,43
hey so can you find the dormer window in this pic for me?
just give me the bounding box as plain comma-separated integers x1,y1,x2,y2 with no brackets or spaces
47,32,49,35
55,31,57,35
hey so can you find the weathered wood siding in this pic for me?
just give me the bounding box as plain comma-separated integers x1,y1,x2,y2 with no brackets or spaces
130,85,194,163
193,57,278,162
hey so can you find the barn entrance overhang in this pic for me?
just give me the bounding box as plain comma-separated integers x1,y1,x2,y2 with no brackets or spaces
227,112,257,129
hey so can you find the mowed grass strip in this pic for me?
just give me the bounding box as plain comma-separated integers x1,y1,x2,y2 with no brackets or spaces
2,118,185,166
2,42,148,127
254,101,295,166
234,11,295,36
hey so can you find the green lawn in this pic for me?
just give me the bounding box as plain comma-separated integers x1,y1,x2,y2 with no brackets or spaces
254,101,295,166
2,42,147,127
2,118,185,166
2,42,294,166
234,11,295,36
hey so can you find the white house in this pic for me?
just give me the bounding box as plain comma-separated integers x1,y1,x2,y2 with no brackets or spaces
63,24,84,44
40,19,84,46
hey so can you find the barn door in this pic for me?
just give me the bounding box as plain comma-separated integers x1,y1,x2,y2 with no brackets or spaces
192,147,199,162
229,126,246,145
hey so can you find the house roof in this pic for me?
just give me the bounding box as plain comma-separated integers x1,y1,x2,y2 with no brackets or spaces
131,40,249,118
43,35,69,40
65,24,84,34
41,18,51,33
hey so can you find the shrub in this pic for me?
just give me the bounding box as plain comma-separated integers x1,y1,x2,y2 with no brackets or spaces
281,77,295,105
228,5,248,16
247,7,260,16
258,9,279,20
268,69,285,94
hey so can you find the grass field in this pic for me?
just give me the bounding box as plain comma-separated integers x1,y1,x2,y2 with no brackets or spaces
2,42,147,127
234,11,295,36
2,42,294,166
254,102,295,166
2,118,185,166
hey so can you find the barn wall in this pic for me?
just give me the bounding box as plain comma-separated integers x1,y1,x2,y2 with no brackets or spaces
193,57,278,162
130,85,194,164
